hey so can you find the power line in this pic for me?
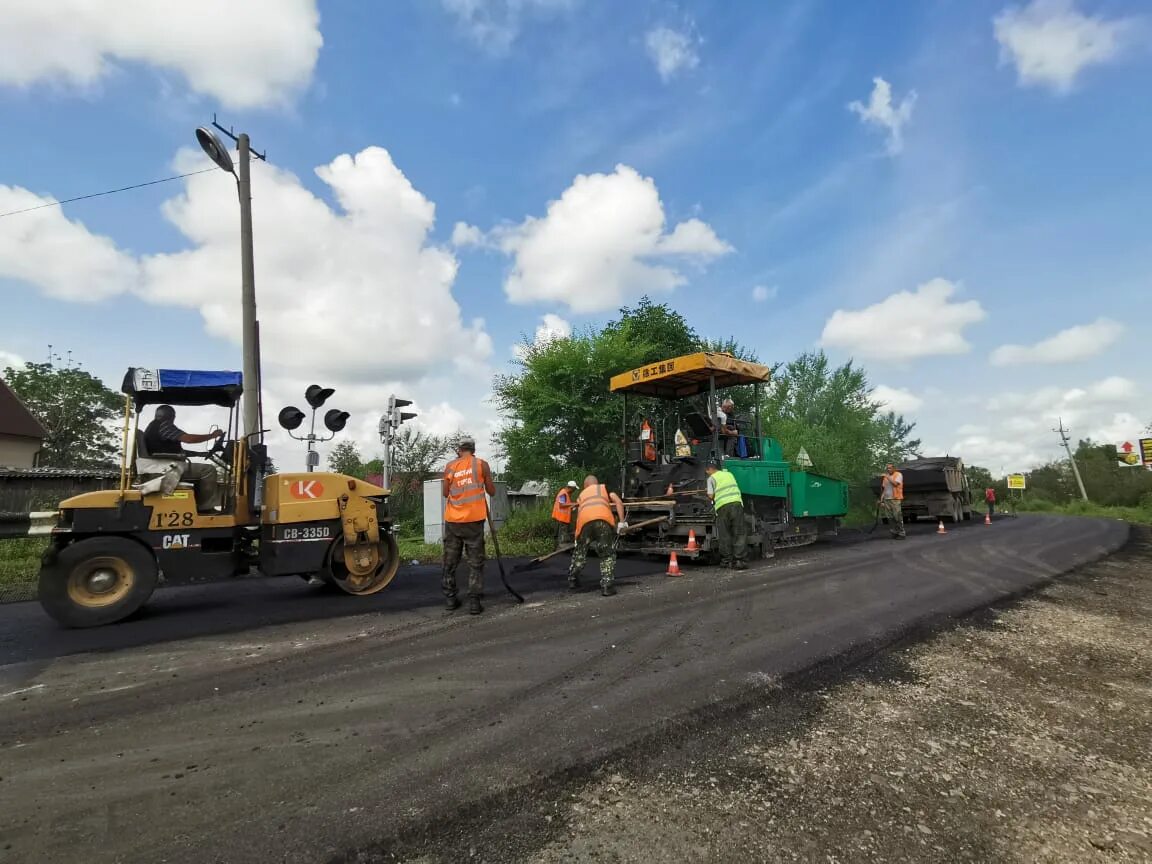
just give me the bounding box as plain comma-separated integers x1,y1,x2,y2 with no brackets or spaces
0,168,216,219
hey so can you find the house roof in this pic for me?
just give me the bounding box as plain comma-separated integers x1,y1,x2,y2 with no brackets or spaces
0,377,47,440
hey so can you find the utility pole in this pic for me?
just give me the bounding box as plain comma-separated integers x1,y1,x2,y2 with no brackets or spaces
1055,417,1089,502
195,117,266,441
236,132,259,441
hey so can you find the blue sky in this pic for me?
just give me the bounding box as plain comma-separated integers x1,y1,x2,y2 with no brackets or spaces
1,0,1149,473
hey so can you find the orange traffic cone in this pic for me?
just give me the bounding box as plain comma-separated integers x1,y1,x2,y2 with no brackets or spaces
686,529,699,552
937,519,948,535
666,550,682,577
984,511,992,525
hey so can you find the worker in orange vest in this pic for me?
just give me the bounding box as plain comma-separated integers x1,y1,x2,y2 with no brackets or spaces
552,480,579,548
441,435,496,614
568,475,627,596
880,463,905,539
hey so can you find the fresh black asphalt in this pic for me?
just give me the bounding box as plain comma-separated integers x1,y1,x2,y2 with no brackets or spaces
0,514,1130,863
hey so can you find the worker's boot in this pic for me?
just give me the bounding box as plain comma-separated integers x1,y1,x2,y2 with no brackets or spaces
734,561,748,571
445,594,461,612
568,576,581,591
468,595,483,615
600,581,616,597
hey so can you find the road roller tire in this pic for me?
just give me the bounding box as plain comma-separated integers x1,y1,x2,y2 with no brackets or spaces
38,537,159,628
325,534,400,596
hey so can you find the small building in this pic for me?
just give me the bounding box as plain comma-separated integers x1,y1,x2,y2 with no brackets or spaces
507,480,551,511
0,378,46,469
423,479,510,544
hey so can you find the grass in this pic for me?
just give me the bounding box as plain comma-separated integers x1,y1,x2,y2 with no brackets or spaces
1011,498,1152,526
397,505,558,564
0,537,47,589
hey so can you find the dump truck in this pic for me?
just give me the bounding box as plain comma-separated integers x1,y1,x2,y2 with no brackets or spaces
870,456,973,523
609,352,850,561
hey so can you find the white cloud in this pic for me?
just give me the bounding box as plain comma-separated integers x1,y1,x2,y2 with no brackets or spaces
990,317,1123,365
441,0,576,54
751,284,778,303
1,146,496,467
138,146,492,384
451,221,487,248
848,77,917,155
993,0,1138,94
645,25,700,82
820,278,986,362
0,0,321,108
0,186,140,301
871,385,923,415
493,164,732,313
0,349,25,371
961,375,1146,470
512,313,572,359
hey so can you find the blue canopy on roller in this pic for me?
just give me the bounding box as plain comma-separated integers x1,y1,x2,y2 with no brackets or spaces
120,367,243,408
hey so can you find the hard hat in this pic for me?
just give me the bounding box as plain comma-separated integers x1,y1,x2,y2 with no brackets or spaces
566,480,578,488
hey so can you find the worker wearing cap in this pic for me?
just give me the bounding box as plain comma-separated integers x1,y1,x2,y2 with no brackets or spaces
706,460,748,569
441,435,496,614
880,463,906,539
568,475,627,596
552,480,579,548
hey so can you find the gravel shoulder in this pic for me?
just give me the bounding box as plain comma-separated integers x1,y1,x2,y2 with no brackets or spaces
522,526,1152,863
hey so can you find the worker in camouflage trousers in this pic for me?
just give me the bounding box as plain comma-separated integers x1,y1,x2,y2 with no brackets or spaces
441,436,496,614
568,475,627,597
706,460,748,570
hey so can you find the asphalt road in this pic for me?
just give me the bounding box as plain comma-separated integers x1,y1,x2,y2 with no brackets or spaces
0,514,1129,863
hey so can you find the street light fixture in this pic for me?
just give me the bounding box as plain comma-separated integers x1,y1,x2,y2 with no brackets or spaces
194,119,263,449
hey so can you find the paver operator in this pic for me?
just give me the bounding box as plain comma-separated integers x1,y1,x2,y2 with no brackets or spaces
142,405,224,512
552,480,579,548
568,475,627,597
706,460,748,569
441,435,496,615
880,463,906,539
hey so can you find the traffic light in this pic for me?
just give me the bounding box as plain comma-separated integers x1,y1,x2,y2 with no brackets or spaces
384,395,416,430
279,383,349,472
305,384,335,409
323,409,350,433
277,406,305,431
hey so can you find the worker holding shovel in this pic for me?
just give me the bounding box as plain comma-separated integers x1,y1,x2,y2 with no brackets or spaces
568,475,627,597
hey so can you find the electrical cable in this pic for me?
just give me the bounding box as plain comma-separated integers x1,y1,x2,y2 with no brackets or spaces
0,169,216,219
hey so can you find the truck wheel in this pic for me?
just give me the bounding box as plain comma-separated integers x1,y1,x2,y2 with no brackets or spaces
38,537,158,628
326,534,400,596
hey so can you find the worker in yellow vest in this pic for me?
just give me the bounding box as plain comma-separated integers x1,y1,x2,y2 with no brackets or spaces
552,480,579,547
568,475,627,596
706,460,748,570
441,436,496,614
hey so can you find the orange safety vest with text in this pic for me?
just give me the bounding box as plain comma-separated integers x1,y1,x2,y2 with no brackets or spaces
444,455,488,523
575,484,616,537
552,489,575,523
883,471,904,501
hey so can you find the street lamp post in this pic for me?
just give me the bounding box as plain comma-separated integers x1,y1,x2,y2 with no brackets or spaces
195,121,264,443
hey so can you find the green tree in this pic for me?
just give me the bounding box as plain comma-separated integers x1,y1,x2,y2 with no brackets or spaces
327,440,365,477
3,360,122,468
759,351,920,491
369,426,453,534
1072,439,1152,507
496,299,723,487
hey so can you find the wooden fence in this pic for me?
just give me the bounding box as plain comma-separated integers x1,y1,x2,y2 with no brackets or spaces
0,468,120,513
